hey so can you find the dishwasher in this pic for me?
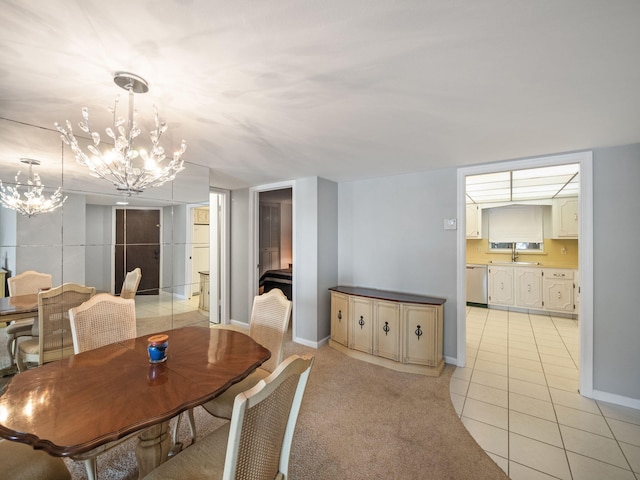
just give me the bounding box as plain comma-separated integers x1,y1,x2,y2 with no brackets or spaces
466,264,488,306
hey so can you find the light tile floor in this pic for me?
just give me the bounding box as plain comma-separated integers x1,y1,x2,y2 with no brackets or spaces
450,306,640,480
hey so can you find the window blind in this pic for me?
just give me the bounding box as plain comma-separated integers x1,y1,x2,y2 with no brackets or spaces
488,205,543,243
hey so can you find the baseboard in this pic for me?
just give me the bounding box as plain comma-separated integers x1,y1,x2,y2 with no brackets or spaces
292,334,329,349
590,389,640,410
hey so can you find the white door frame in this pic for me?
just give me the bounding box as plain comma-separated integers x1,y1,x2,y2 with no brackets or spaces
210,188,230,324
456,151,594,398
249,180,295,335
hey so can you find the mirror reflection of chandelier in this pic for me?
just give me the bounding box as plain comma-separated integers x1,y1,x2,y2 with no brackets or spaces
0,158,67,217
55,72,187,196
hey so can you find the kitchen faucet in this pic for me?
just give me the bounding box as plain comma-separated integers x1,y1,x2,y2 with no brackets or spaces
511,243,518,262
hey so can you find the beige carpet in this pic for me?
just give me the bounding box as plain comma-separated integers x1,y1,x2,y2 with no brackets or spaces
1,321,509,480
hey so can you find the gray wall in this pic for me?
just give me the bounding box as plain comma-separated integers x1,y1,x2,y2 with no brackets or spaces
230,188,250,323
338,168,458,358
228,146,640,403
592,144,640,400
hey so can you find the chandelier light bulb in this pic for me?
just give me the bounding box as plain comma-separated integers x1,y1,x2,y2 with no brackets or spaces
55,72,187,196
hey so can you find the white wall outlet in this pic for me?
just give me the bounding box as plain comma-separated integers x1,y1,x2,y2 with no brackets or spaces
444,218,457,230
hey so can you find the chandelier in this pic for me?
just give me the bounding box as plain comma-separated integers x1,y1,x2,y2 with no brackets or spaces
0,158,67,217
55,72,187,196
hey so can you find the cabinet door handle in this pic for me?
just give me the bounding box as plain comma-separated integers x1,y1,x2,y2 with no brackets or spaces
337,310,342,321
383,321,390,336
359,316,365,329
415,325,422,340
574,213,578,221
553,273,566,277
557,292,561,299
500,282,504,290
527,284,531,292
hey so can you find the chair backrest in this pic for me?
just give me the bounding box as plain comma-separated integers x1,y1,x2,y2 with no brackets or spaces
7,270,52,296
249,288,292,373
121,267,142,299
38,283,95,364
69,293,137,354
224,354,314,480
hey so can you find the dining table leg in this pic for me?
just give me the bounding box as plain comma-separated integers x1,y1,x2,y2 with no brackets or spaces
136,421,171,479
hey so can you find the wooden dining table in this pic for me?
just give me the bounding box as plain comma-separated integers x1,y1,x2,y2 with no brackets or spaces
0,293,38,326
0,325,271,478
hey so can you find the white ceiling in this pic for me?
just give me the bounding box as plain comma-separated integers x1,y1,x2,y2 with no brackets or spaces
1,1,639,191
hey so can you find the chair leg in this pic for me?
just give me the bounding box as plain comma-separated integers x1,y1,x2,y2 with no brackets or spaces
83,456,97,480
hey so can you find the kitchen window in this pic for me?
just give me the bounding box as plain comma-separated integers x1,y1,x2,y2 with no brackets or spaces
488,205,544,252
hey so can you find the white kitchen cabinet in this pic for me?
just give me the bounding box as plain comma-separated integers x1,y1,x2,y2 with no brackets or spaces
552,197,578,238
543,269,575,313
329,286,445,376
515,268,543,309
488,265,514,306
466,204,482,238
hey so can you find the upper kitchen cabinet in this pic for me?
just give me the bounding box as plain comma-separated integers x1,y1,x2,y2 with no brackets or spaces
466,204,482,238
552,197,578,238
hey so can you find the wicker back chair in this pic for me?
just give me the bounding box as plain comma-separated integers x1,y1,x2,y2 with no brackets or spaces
67,292,137,480
120,267,142,299
5,270,52,365
143,354,314,480
169,288,292,451
204,288,292,418
69,293,137,354
16,283,95,372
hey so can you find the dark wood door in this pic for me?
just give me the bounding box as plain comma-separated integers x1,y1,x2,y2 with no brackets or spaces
115,209,160,295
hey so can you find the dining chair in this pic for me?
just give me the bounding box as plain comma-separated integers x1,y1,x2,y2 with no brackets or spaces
68,292,137,480
171,287,293,449
5,270,52,366
120,267,142,299
0,439,71,480
143,354,314,480
16,283,96,372
69,293,137,354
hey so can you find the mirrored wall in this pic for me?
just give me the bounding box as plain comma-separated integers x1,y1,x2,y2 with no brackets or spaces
0,117,210,342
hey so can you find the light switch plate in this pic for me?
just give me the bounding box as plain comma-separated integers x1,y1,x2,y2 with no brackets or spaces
444,218,457,230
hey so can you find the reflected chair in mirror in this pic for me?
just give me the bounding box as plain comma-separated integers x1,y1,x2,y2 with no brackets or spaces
120,267,142,300
68,292,137,480
16,283,96,372
143,354,314,480
172,287,293,449
5,270,52,366
0,439,71,480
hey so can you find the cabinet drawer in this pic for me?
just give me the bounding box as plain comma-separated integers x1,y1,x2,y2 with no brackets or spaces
544,269,574,280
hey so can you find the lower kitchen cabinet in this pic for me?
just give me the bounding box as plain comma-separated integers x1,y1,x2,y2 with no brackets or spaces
488,265,515,306
515,268,543,309
329,286,445,376
488,265,576,315
543,269,575,313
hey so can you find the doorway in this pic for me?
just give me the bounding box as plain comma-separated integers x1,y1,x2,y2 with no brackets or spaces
114,208,161,295
457,151,594,397
250,181,295,334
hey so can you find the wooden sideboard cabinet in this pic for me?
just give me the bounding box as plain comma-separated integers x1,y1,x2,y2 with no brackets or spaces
329,286,446,376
